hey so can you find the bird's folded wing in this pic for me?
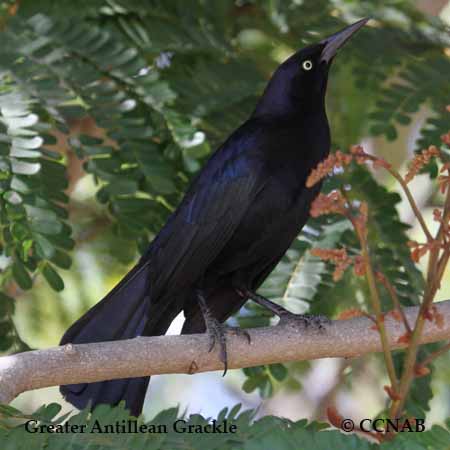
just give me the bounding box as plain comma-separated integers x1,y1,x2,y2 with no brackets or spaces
147,150,265,301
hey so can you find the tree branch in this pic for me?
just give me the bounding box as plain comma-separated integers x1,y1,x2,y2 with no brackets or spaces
1,300,450,405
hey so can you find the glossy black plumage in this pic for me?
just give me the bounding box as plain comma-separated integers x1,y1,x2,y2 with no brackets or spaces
60,19,368,417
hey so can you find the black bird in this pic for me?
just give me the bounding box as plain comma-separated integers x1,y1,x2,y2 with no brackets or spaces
60,18,368,417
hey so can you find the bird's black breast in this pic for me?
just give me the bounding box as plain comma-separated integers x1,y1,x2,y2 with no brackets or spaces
263,113,330,191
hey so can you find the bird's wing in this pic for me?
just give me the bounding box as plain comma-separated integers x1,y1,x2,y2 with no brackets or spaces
146,140,265,303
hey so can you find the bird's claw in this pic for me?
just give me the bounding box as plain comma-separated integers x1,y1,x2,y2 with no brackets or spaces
226,326,251,345
204,319,251,376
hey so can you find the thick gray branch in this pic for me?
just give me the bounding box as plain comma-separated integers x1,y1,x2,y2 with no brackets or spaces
1,300,450,404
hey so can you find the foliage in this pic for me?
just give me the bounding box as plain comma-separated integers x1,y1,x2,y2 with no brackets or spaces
1,401,449,450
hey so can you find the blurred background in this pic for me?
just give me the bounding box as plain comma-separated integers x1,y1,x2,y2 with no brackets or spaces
1,0,449,428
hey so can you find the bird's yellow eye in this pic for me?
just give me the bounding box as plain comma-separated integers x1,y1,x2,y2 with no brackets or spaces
302,60,313,71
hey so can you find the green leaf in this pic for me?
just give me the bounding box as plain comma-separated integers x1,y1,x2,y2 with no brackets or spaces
33,403,62,421
29,219,62,235
50,249,71,269
34,234,55,259
0,333,15,351
0,403,22,418
12,260,32,290
0,293,15,316
243,375,265,394
3,190,23,205
103,178,138,196
0,320,13,336
42,263,64,291
11,223,29,241
269,363,288,382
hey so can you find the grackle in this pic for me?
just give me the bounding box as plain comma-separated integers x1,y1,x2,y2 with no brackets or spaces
60,18,369,417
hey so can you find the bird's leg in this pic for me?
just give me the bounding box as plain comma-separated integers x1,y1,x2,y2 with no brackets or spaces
239,288,330,330
196,289,250,376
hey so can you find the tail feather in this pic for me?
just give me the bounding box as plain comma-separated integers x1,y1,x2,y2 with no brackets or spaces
60,262,151,346
62,377,150,418
60,261,169,416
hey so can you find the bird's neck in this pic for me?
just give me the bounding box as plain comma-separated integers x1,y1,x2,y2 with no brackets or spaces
251,104,329,133
255,109,331,171
252,95,326,120
252,76,327,119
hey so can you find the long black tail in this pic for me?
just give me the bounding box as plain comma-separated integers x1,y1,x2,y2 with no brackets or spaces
60,261,172,417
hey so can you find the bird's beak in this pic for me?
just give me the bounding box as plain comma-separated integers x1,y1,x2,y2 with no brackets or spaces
320,18,369,64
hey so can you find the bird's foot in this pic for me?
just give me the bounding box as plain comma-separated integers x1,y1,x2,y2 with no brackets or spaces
204,317,251,376
238,288,330,332
196,288,250,375
278,312,331,331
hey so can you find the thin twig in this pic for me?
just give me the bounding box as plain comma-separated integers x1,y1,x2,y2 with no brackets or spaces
358,153,433,243
359,234,399,392
377,272,412,334
389,169,434,243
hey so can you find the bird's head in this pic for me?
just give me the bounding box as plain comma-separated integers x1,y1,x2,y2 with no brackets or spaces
253,18,369,118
